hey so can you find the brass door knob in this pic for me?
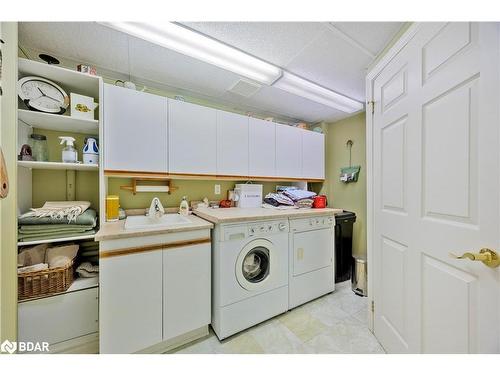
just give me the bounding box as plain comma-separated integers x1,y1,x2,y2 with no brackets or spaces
449,248,500,268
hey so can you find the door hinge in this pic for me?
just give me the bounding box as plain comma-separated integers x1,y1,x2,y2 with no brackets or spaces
368,100,375,115
371,300,375,313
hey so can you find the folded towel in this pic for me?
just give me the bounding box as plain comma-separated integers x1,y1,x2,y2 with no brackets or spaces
81,250,98,257
18,263,49,274
76,262,99,278
295,198,314,208
19,201,91,223
17,243,49,267
17,229,96,241
262,203,298,210
19,224,95,233
284,189,317,201
18,208,97,226
46,244,79,268
264,193,295,206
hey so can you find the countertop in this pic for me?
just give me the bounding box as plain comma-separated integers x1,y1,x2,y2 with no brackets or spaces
193,207,343,224
95,214,214,241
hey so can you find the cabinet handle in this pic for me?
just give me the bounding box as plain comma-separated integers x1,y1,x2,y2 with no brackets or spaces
0,147,9,199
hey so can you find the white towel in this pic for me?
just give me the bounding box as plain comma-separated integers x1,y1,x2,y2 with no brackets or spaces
18,263,49,274
76,262,99,278
19,201,91,223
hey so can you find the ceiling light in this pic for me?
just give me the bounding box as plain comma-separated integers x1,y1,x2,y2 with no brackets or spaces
273,72,364,113
100,22,282,85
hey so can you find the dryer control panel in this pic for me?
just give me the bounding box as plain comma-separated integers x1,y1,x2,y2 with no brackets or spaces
248,221,289,236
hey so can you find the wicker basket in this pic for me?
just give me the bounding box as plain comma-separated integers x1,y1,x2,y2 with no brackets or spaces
18,261,74,300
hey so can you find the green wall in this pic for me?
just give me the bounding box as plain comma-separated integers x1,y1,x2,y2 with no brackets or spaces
322,112,366,257
107,179,292,210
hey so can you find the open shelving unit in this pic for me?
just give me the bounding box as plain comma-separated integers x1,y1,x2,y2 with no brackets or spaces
17,58,103,353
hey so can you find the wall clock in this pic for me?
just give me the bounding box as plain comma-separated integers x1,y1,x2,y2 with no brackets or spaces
17,76,69,114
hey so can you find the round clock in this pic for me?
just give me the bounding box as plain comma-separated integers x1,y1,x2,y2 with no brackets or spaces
17,76,69,114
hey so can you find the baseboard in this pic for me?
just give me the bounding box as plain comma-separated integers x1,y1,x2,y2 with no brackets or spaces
49,332,99,354
135,326,209,354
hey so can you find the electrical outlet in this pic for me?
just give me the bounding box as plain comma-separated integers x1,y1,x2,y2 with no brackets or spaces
214,184,221,195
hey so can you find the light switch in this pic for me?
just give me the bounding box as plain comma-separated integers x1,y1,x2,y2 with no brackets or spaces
214,184,221,195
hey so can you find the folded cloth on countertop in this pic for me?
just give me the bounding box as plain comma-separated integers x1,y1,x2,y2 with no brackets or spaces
81,250,98,257
76,262,99,278
17,243,49,267
283,189,317,201
45,244,79,268
18,208,97,226
17,230,96,243
262,203,299,210
19,201,91,223
264,193,295,206
295,198,314,208
18,263,49,274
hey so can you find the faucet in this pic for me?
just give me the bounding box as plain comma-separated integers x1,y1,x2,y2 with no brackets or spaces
148,197,165,219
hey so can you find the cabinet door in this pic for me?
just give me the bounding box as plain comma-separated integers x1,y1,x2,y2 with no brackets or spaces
168,100,217,175
104,84,167,173
163,244,211,341
249,118,276,177
216,111,249,176
276,123,302,178
100,250,163,353
301,130,325,179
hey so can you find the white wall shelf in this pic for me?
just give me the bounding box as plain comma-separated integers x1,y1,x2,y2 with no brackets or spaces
17,233,96,247
18,160,99,171
18,109,99,135
18,58,100,98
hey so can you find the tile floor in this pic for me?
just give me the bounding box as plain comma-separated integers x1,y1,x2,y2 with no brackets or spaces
171,281,385,354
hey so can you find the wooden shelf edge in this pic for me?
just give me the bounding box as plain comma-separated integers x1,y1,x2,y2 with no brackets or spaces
104,170,324,183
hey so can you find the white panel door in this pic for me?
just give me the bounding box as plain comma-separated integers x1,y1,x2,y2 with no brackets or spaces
103,84,167,173
163,244,211,341
249,118,276,177
216,110,249,176
100,251,163,353
372,23,499,353
168,100,217,175
301,130,325,179
276,123,302,178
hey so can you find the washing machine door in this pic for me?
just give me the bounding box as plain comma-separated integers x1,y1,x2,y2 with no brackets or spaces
236,239,275,291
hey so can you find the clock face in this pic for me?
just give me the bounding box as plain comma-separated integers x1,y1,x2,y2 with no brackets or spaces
18,76,68,114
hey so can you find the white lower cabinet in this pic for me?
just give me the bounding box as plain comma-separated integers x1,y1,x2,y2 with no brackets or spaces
99,233,211,353
100,250,163,354
163,244,211,340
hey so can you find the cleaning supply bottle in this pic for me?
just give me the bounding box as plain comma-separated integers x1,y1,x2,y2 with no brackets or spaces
59,136,77,163
179,196,189,216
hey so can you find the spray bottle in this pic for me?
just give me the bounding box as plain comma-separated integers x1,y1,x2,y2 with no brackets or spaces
59,136,77,163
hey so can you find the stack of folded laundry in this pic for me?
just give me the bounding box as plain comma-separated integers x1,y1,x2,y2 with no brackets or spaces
263,187,317,209
18,201,97,243
76,240,99,278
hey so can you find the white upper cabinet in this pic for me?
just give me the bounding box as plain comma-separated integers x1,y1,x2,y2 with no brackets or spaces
103,84,167,173
216,111,249,176
168,100,217,175
276,123,302,178
249,118,276,177
301,130,325,179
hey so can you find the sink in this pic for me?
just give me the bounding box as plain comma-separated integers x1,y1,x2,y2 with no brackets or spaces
124,214,191,230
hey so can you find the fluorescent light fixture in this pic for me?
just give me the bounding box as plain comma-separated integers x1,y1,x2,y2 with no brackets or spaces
273,72,364,113
100,22,282,85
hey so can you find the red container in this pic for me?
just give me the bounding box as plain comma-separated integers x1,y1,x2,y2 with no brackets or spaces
313,195,328,208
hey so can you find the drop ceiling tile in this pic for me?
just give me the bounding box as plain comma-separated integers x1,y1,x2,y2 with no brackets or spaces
285,29,373,102
128,36,242,98
19,22,130,75
181,22,326,66
331,22,404,56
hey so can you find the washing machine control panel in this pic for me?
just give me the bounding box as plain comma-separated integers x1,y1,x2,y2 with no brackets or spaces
248,221,289,236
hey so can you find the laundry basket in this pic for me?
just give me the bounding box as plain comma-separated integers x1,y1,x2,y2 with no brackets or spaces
18,261,74,300
351,256,367,297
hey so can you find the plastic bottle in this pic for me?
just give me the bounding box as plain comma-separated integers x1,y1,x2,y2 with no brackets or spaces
179,196,189,216
59,136,77,163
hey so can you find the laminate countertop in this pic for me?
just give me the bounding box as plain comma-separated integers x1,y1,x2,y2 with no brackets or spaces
193,207,343,224
95,214,214,241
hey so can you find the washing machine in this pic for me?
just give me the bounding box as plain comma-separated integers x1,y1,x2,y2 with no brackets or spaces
211,219,289,340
